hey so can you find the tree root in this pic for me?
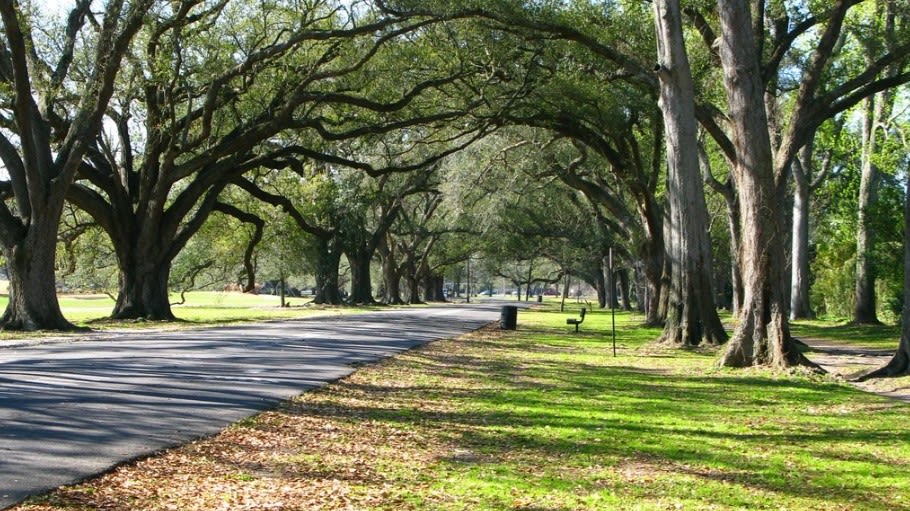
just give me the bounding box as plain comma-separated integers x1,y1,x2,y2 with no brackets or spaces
790,350,827,375
852,353,910,382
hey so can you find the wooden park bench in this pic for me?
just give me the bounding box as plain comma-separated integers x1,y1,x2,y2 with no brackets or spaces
566,307,587,332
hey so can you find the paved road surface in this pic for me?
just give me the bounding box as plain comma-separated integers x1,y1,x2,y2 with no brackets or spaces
0,305,506,509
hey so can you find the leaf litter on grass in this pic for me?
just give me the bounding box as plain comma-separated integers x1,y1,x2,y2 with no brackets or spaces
11,317,910,511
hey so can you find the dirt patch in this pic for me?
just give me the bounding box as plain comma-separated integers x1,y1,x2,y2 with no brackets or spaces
799,337,910,404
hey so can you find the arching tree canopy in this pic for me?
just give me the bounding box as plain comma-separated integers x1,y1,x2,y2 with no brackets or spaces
5,0,910,380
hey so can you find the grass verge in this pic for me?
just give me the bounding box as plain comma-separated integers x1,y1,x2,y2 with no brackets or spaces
790,320,900,351
0,292,396,340
12,306,910,510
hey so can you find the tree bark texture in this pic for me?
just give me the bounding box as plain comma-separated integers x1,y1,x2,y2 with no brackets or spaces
408,259,427,304
618,268,632,311
854,97,883,324
347,250,375,304
313,240,343,305
595,269,608,309
716,0,812,367
653,0,727,346
422,272,446,302
2,213,74,330
378,239,404,305
0,1,150,330
113,256,176,321
789,148,814,320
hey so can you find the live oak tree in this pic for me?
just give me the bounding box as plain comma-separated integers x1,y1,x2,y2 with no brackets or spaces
0,0,151,330
69,1,496,319
378,0,725,333
336,168,437,304
230,167,345,305
379,183,444,304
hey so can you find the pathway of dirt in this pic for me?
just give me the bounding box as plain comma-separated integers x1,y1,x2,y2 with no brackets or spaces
797,337,910,405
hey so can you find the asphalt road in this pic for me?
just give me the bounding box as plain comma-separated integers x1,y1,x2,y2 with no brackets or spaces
0,304,507,509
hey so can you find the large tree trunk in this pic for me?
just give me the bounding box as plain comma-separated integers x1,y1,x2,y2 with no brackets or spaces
854,96,882,324
653,0,727,346
790,146,815,320
405,272,421,304
431,275,446,302
728,206,744,315
422,270,435,302
715,1,811,368
313,240,343,305
378,240,404,305
618,268,632,311
640,207,666,325
108,226,177,321
407,259,425,304
112,255,175,321
1,217,74,330
594,265,608,309
634,264,647,313
106,187,228,320
382,266,404,305
421,270,446,302
347,250,374,304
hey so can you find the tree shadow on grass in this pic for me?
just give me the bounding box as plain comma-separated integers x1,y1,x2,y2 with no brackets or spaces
293,343,910,510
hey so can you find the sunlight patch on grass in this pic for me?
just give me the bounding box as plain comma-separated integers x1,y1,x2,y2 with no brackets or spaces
0,291,388,339
12,307,910,510
791,319,900,351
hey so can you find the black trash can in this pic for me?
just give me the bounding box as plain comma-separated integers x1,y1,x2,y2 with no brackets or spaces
500,305,518,330
537,294,543,303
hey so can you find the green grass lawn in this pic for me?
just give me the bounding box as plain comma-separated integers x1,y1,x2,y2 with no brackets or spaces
16,304,910,511
790,319,901,351
0,291,381,337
